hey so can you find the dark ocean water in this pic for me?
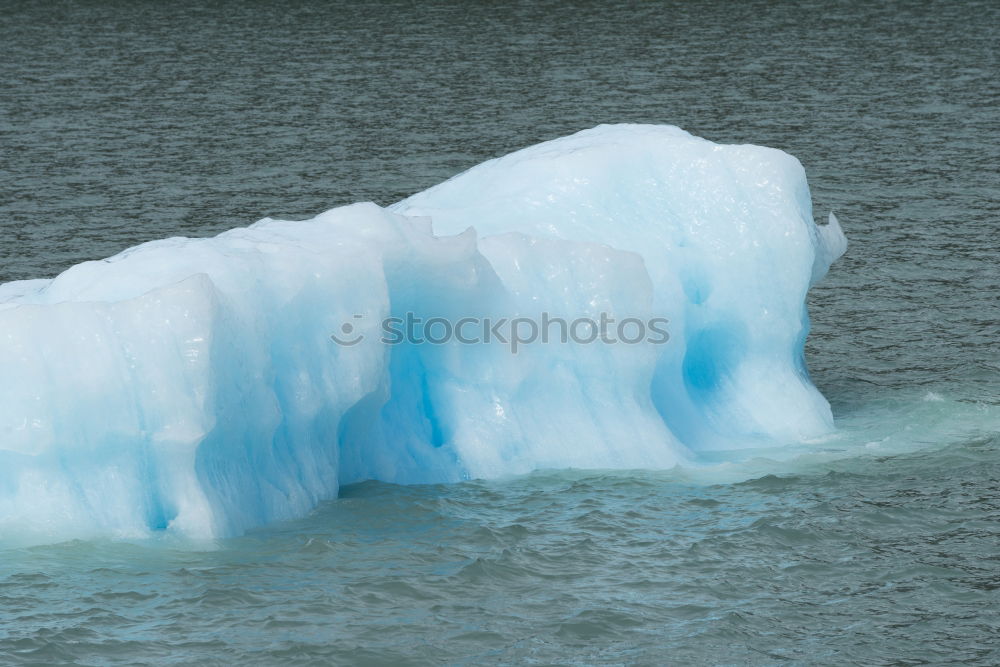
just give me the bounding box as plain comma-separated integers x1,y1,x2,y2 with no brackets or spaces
1,0,998,664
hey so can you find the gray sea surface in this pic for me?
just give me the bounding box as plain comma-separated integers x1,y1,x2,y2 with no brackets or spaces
1,0,998,664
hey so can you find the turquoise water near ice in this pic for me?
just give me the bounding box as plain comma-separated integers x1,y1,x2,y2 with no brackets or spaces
3,436,999,664
1,0,998,663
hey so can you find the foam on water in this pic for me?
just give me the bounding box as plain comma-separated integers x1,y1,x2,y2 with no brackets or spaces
0,125,846,542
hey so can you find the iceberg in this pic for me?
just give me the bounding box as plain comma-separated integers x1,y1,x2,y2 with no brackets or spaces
0,124,845,541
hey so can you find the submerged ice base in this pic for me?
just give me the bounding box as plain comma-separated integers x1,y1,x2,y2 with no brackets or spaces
0,124,846,541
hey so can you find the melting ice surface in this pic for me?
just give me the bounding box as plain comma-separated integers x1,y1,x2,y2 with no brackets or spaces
0,125,846,541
